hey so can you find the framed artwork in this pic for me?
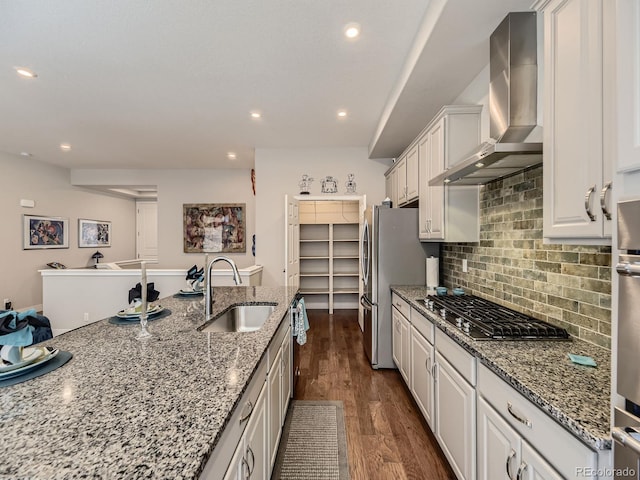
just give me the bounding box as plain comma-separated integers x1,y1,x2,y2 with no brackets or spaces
183,203,246,253
23,215,69,249
78,219,112,247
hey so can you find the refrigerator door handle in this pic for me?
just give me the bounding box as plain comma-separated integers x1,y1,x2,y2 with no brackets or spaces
361,219,370,285
360,295,375,310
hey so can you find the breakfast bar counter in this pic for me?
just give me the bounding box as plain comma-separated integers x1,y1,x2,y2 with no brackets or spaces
0,285,297,479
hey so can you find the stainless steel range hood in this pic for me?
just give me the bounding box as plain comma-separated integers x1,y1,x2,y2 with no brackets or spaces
429,11,542,186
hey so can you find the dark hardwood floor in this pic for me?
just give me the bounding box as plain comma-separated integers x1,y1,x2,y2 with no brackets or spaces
294,309,456,480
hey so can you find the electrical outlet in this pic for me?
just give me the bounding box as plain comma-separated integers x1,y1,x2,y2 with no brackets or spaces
462,259,468,273
84,312,89,323
3,298,11,310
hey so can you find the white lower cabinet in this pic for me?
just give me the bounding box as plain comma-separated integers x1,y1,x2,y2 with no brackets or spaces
410,325,435,429
477,397,561,480
225,381,268,480
268,345,283,471
477,363,601,480
391,304,410,384
435,350,476,480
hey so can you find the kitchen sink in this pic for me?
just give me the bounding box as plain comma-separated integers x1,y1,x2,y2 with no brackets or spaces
200,304,276,333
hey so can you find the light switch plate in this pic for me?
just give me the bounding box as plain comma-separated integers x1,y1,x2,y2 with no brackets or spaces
462,259,468,273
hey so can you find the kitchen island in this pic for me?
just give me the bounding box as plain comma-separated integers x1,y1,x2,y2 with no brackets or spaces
0,285,297,479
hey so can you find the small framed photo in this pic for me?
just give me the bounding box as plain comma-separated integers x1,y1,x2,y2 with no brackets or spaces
78,219,112,248
23,215,69,249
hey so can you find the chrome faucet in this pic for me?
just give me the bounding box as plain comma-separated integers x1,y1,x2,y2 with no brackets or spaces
205,256,242,318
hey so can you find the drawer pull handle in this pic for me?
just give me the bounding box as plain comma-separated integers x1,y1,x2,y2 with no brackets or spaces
507,402,532,428
506,449,516,480
241,457,250,479
239,400,253,424
516,461,528,480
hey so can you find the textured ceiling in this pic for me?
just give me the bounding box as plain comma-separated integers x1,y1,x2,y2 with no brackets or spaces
0,0,535,171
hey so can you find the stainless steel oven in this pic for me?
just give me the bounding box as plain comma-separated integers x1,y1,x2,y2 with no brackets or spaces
614,198,640,479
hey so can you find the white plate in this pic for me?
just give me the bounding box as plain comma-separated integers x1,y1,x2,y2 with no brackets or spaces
117,304,162,319
0,347,45,373
0,347,59,379
179,289,203,296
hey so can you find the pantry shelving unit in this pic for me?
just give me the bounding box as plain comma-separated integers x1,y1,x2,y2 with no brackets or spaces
298,199,363,313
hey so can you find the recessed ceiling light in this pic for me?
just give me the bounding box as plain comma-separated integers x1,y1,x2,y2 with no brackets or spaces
337,110,348,118
60,143,72,151
344,23,361,39
227,152,237,160
250,111,261,119
20,152,33,157
15,67,38,78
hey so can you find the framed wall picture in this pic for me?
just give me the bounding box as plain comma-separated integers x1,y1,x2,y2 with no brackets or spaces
78,219,112,248
23,215,69,249
183,203,246,253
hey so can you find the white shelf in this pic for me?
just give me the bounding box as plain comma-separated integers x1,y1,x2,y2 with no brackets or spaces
298,202,362,314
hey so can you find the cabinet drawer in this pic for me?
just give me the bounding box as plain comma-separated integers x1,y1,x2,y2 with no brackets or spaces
435,329,476,386
391,292,411,319
477,363,597,477
410,307,434,344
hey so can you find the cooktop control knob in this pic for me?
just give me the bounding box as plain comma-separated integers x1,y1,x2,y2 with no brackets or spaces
427,300,434,310
463,321,471,333
440,308,446,318
456,317,463,327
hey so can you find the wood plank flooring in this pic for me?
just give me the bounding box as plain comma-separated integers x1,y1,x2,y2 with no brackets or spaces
294,309,456,480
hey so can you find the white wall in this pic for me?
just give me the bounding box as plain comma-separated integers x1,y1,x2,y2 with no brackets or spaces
71,168,256,269
254,147,390,286
0,152,136,310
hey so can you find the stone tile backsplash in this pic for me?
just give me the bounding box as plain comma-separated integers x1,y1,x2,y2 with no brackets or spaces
441,165,612,349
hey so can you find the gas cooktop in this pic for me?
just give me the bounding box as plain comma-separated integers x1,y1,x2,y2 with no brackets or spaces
422,294,570,341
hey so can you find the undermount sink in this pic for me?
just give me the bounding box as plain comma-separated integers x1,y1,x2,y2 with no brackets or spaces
200,304,276,333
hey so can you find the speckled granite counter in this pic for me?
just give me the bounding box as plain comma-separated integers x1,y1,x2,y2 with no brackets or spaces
391,285,611,451
0,285,298,479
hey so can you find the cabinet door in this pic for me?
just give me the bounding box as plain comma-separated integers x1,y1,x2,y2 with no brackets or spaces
406,145,419,201
397,156,408,205
410,326,435,429
281,331,292,419
390,168,399,208
428,119,445,239
392,307,402,370
520,442,563,480
268,346,283,470
245,383,268,480
418,132,431,239
435,352,476,480
285,196,300,287
616,0,640,173
399,313,410,384
223,437,245,480
477,397,521,480
542,0,605,239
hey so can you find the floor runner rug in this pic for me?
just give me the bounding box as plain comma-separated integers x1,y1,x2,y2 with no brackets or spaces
272,400,350,480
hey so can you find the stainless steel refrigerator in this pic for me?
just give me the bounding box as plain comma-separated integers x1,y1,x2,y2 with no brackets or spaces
360,206,439,369
614,198,640,477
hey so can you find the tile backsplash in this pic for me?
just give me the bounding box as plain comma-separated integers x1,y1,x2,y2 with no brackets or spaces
441,165,612,349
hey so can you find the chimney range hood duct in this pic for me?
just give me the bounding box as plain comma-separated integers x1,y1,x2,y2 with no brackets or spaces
429,11,542,186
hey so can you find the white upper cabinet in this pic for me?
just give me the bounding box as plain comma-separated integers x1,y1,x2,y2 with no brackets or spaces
386,145,419,208
615,0,640,172
418,105,482,242
537,0,614,242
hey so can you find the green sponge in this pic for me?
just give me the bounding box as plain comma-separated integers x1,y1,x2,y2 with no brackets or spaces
568,353,597,367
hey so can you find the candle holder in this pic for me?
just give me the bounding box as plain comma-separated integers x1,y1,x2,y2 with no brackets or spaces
136,261,152,340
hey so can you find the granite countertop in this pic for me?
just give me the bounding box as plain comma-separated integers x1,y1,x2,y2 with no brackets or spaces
0,285,298,479
391,285,612,451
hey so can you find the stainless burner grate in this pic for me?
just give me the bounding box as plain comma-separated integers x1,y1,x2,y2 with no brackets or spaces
425,295,569,340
